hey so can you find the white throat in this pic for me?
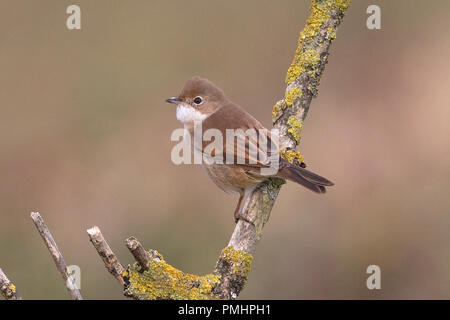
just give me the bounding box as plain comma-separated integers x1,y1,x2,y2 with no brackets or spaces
176,103,208,125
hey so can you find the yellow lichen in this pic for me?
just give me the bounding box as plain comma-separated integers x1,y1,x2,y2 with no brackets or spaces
285,0,350,85
217,246,253,278
126,249,221,300
287,116,303,142
281,149,304,164
286,49,321,84
285,88,302,106
272,100,285,123
333,0,351,11
126,247,253,300
8,284,16,293
330,30,337,39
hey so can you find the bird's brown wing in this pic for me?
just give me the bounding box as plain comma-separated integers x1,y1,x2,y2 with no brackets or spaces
197,102,334,194
198,102,278,168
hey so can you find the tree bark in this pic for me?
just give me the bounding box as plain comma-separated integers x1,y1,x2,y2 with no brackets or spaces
31,212,83,300
0,268,22,300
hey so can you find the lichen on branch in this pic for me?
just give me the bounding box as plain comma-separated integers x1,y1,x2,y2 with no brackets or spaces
286,0,350,87
229,0,350,296
276,0,351,153
124,247,253,300
0,268,22,300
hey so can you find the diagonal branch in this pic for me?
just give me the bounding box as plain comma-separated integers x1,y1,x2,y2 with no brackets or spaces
221,0,351,298
30,212,83,300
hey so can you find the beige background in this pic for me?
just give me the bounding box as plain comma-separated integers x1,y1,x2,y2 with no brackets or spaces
0,1,449,299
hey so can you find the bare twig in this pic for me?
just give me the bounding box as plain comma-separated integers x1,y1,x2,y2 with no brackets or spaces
0,268,22,300
125,236,150,271
87,226,126,286
30,212,83,300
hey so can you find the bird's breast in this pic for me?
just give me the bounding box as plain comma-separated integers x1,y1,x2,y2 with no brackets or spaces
203,163,263,195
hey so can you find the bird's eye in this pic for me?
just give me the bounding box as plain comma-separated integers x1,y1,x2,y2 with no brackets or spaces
193,96,203,105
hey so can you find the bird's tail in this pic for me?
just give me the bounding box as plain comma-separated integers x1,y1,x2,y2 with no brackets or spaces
277,160,334,194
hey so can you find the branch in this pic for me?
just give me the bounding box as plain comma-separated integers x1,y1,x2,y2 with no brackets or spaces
31,212,83,300
231,0,352,260
273,0,351,149
87,226,127,287
123,236,252,300
125,237,150,272
96,0,351,300
0,268,22,300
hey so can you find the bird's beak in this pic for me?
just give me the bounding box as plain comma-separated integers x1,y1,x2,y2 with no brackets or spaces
166,97,181,104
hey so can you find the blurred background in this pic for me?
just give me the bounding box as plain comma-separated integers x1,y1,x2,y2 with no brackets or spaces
0,0,449,299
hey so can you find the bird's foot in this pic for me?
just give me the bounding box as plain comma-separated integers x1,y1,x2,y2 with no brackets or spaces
234,211,254,225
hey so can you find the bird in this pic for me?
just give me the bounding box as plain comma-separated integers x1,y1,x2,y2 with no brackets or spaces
166,76,333,222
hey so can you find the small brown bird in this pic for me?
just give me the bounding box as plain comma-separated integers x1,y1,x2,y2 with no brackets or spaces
166,76,333,222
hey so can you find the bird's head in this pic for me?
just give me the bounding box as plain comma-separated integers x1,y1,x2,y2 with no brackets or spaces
166,76,226,127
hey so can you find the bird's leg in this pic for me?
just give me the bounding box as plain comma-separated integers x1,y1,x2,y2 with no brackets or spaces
234,194,244,223
234,189,254,225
